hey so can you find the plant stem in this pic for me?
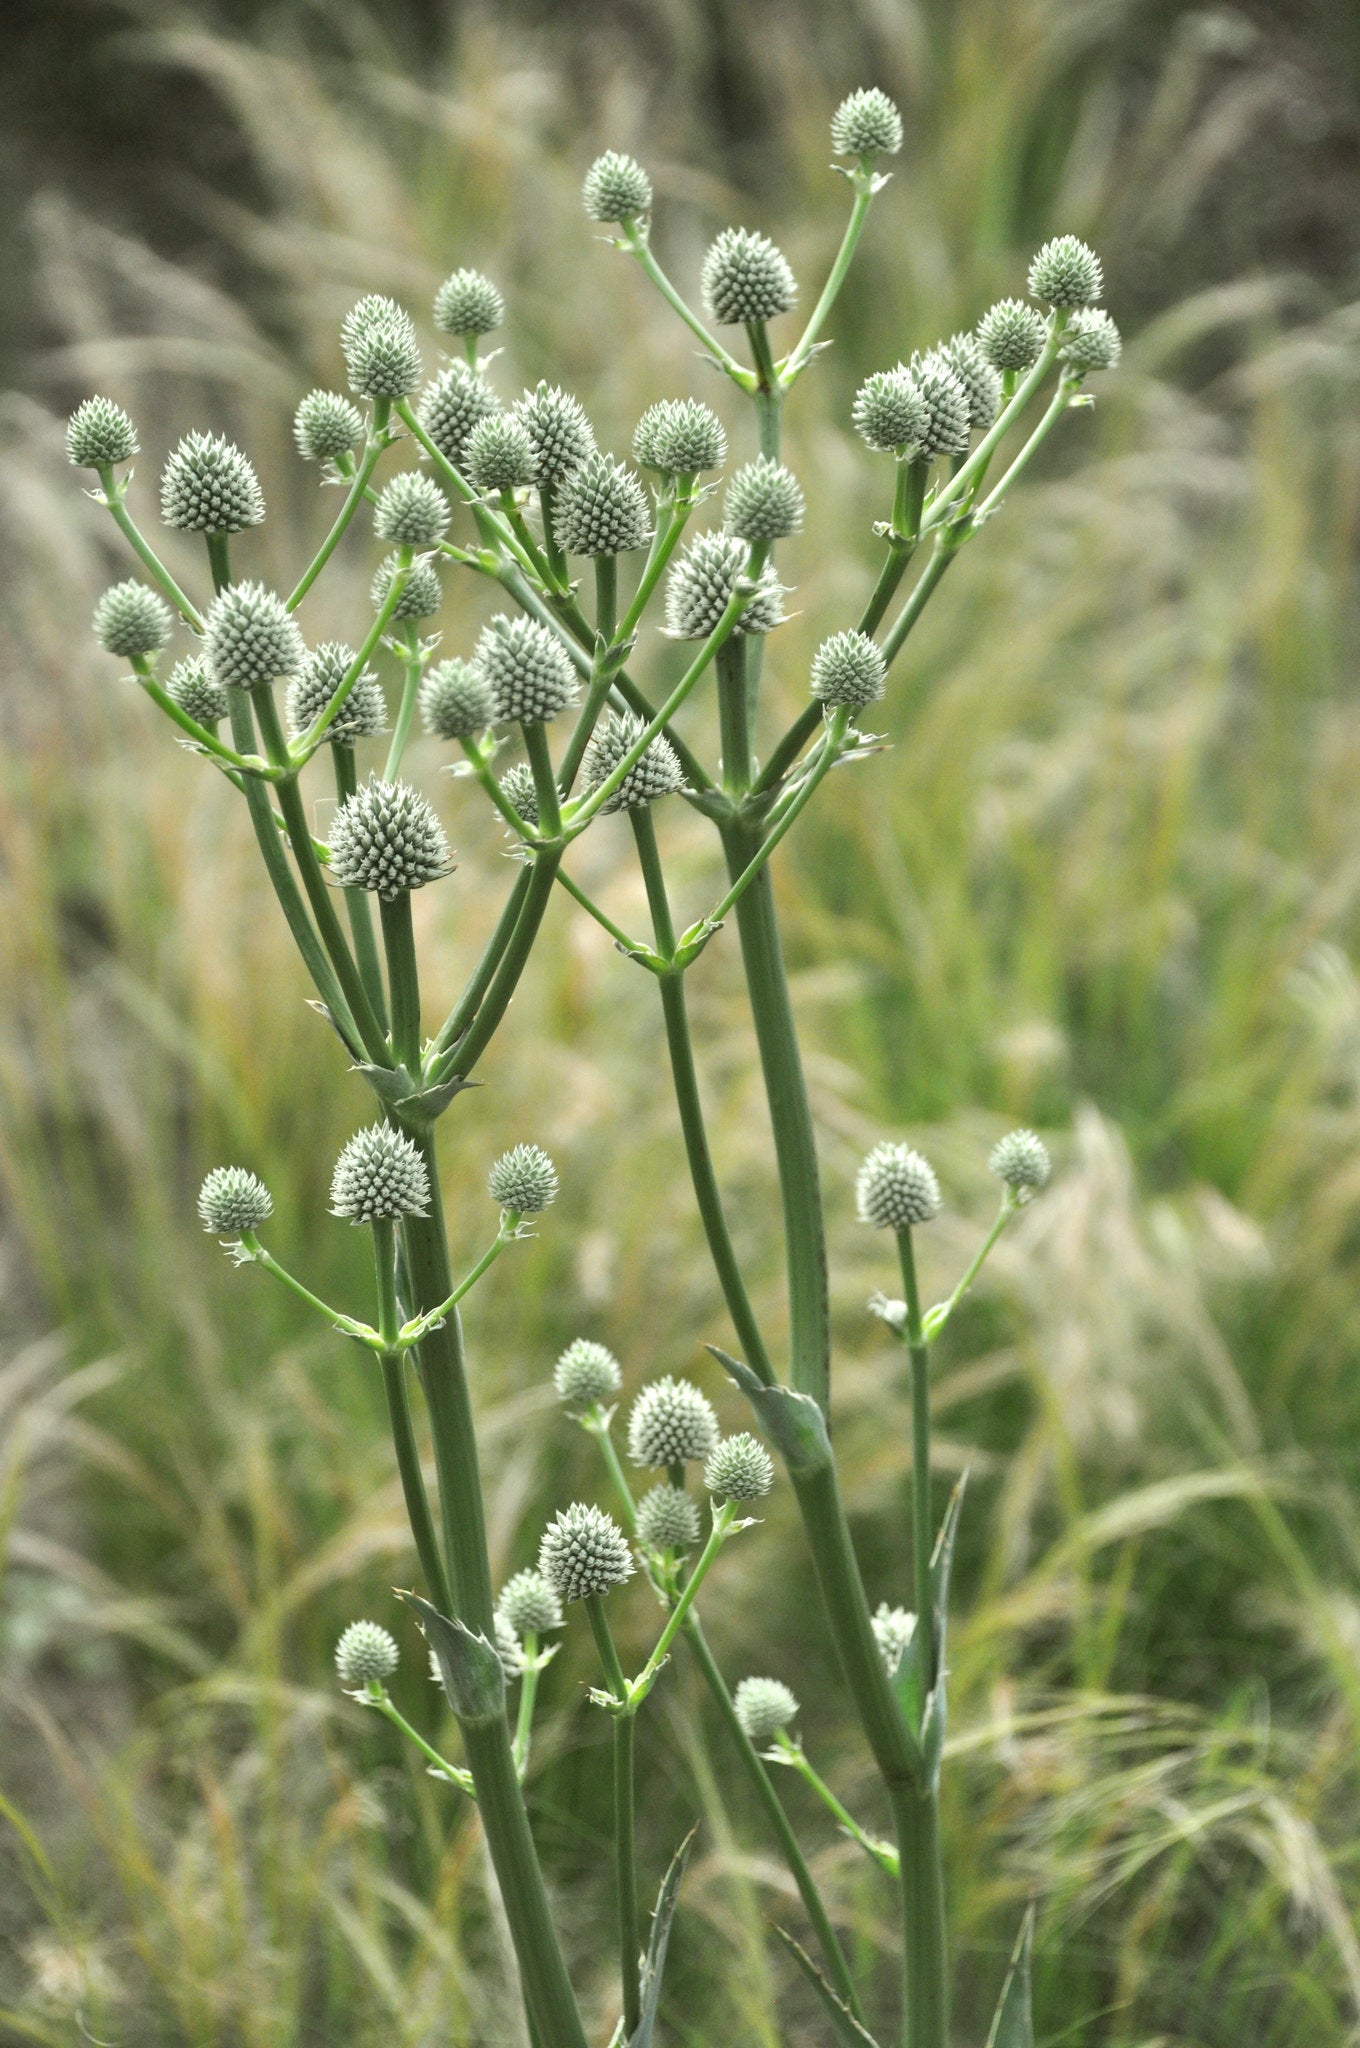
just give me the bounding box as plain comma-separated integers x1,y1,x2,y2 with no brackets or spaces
287,406,390,611
780,179,876,386
702,712,847,931
127,657,266,774
971,376,1078,520
746,322,783,460
439,849,562,1082
379,891,422,1072
586,1595,642,2037
554,865,650,958
890,1780,948,2048
400,1228,511,1342
430,865,534,1062
860,457,930,636
383,620,424,783
716,639,753,797
523,722,563,839
630,1502,735,1699
512,1630,541,1775
291,546,414,760
238,1233,372,1340
774,1734,897,1874
205,530,232,595
368,1688,473,1793
96,468,204,629
920,318,1065,532
619,220,747,382
380,1350,453,1614
331,743,390,1033
896,1229,935,1681
880,539,961,672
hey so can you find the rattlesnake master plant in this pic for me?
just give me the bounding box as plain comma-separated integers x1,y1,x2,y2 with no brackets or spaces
74,79,1119,2047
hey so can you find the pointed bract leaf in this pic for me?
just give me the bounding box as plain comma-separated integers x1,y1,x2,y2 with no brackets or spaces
772,1928,880,2047
627,1827,696,2048
930,1471,968,1667
707,1346,833,1474
986,1907,1036,2048
395,1589,505,1725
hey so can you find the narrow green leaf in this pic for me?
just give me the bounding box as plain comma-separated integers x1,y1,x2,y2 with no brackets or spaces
986,1907,1036,2048
930,1470,969,1666
772,1927,880,2047
627,1826,696,2048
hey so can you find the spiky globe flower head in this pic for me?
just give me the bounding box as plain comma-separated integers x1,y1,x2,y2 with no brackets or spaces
330,1123,431,1222
66,395,138,468
581,712,686,813
341,294,422,398
514,383,596,486
1060,308,1122,374
810,630,886,712
203,581,305,691
872,1603,916,1671
856,1142,943,1230
160,432,264,533
417,362,500,467
540,1503,634,1603
329,777,453,897
637,1484,702,1552
371,551,443,622
294,388,365,464
664,531,785,640
373,471,450,546
167,655,228,727
831,87,904,158
93,581,172,659
941,333,1003,432
553,453,651,558
198,1165,273,1235
701,228,797,327
474,614,579,726
419,657,492,740
582,151,652,223
851,366,929,454
554,1337,622,1409
907,351,973,457
488,1144,558,1216
734,1675,799,1745
724,457,804,543
976,298,1047,374
434,267,504,337
492,1612,523,1678
286,644,386,745
705,1432,774,1502
1028,235,1103,309
335,1619,399,1689
632,399,727,477
989,1128,1052,1201
465,413,535,495
627,1377,719,1469
500,764,540,829
497,1568,563,1638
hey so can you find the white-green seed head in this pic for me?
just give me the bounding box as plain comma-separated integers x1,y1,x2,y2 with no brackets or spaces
989,1128,1051,1199
831,87,903,158
93,580,172,659
497,1568,563,1637
664,530,785,640
371,552,443,622
474,614,579,726
419,657,492,741
552,453,651,558
851,366,929,454
581,711,685,813
582,151,652,223
330,1122,431,1222
513,383,596,487
488,1143,558,1216
872,1603,916,1672
167,655,229,727
294,389,365,463
636,1484,702,1552
856,1142,943,1230
539,1502,635,1602
810,630,885,712
627,1377,719,1468
434,267,504,337
160,432,264,533
701,228,797,327
341,294,422,398
335,1619,399,1688
198,1165,273,1235
724,457,804,543
373,471,450,546
733,1675,799,1744
907,351,972,457
499,763,540,829
286,644,386,745
976,298,1046,374
941,332,1003,431
66,394,138,468
417,362,500,467
704,1432,774,1501
203,581,305,691
466,413,536,495
1028,235,1103,309
553,1337,622,1409
329,776,453,896
632,399,727,476
1060,308,1122,373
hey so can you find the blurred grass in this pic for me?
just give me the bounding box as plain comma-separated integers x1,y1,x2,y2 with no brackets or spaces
1,0,1360,2042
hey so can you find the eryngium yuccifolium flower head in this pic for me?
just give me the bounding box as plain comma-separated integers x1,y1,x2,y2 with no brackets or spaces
1060,307,1122,373
664,531,785,639
627,1377,720,1468
734,1675,799,1745
203,582,305,691
581,712,685,813
701,227,797,326
976,298,1047,374
417,363,500,467
198,1165,273,1235
497,1568,563,1637
989,1128,1052,1199
539,1502,635,1602
725,457,805,543
500,763,540,828
373,471,450,546
168,655,229,727
830,87,904,158
872,1603,916,1671
851,366,929,454
488,1143,558,1215
329,777,453,897
434,267,504,336
160,432,265,533
514,383,596,487
286,644,386,745
941,333,1003,431
632,398,727,475
66,394,138,468
552,453,651,557
494,1612,523,1678
93,581,172,658
553,1337,622,1409
335,1619,399,1688
810,630,886,711
419,657,492,740
371,552,443,622
294,388,365,463
856,1142,943,1229
582,150,652,223
1028,235,1103,309
475,614,579,726
330,1122,431,1222
908,351,973,457
465,413,535,494
636,1484,702,1552
341,295,422,398
705,1432,774,1501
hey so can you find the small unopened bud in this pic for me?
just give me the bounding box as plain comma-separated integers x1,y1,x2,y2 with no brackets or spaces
636,1484,702,1552
341,295,422,398
940,333,1003,432
474,615,579,726
66,395,138,468
160,432,265,533
831,87,903,159
1059,308,1122,373
852,366,928,455
664,531,785,640
553,454,651,558
872,1603,916,1672
724,457,804,543
168,656,229,727
198,1165,273,1235
336,1619,399,1688
1028,235,1103,310
976,299,1046,374
908,351,972,457
329,777,453,896
203,582,305,692
627,1377,719,1468
466,413,536,495
554,1338,622,1409
497,1568,563,1637
581,712,685,813
330,1123,431,1222
539,1502,634,1602
701,228,797,327
419,658,492,741
499,763,540,829
989,1128,1051,1200
733,1675,799,1744
417,362,499,467
488,1143,558,1216
582,151,652,224
373,471,450,546
811,630,886,712
705,1432,774,1502
93,581,171,659
294,389,365,463
514,383,596,487
434,268,504,337
856,1142,942,1229
632,399,727,476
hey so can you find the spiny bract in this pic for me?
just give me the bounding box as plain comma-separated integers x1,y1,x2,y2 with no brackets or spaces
811,630,886,712
580,712,686,813
514,383,596,487
474,614,579,726
417,362,500,467
582,151,652,224
725,457,804,542
856,1142,943,1230
632,399,727,476
434,268,504,337
552,453,651,557
1028,235,1103,309
294,389,365,463
286,644,386,745
636,1484,702,1552
373,471,450,546
496,1568,563,1638
167,656,228,727
335,1620,399,1688
701,228,797,327
553,1338,622,1409
203,582,305,691
160,432,265,533
93,581,171,659
734,1675,799,1745
329,777,453,897
198,1165,273,1235
664,530,785,640
419,658,493,741
831,87,904,158
539,1502,634,1603
66,395,138,468
488,1144,558,1216
705,1433,774,1501
627,1377,720,1468
330,1123,431,1222
989,1128,1052,1199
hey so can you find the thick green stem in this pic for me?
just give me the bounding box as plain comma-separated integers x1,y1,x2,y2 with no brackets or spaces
379,890,422,1072
897,1229,935,1684
586,1596,642,2037
523,723,563,839
880,540,961,673
891,1781,948,2048
860,457,930,637
746,322,783,460
380,1349,453,1614
716,639,754,798
439,850,562,1082
431,866,534,1063
205,529,232,595
331,744,389,1032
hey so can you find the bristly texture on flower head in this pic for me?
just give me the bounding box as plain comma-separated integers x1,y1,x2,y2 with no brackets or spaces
734,1675,799,1745
810,630,886,712
93,581,171,659
198,1165,273,1235
856,1142,943,1229
329,778,453,897
664,531,785,640
373,471,450,546
330,1123,431,1222
553,1337,622,1409
499,764,539,829
1028,235,1103,309
419,658,492,741
582,151,652,223
160,432,265,533
286,644,386,745
497,1568,563,1638
705,1433,774,1501
514,383,596,487
851,366,929,455
466,413,535,495
494,1612,523,1678
725,457,804,542
168,656,228,727
627,1376,719,1468
581,712,685,813
474,614,579,726
636,1484,702,1552
488,1144,558,1216
872,1603,916,1673
940,333,1003,432
976,298,1046,374
633,399,727,476
989,1128,1052,1200
371,553,443,623
203,582,305,691
701,228,797,326
335,1620,399,1688
907,351,972,457
434,267,504,337
1060,308,1122,373
294,389,365,464
552,453,651,557
417,362,500,467
341,294,422,398
66,395,138,468
539,1502,634,1602
830,87,903,158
